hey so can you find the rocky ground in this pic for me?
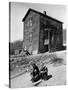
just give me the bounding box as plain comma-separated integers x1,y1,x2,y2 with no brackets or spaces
10,50,66,88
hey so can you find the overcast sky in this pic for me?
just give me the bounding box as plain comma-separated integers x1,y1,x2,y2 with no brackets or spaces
10,2,67,42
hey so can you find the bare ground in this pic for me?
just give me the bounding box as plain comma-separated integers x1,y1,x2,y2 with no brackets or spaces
11,50,66,88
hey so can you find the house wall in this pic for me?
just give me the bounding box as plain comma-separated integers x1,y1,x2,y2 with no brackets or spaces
39,15,63,53
46,17,63,52
23,11,40,54
23,11,63,54
38,15,47,53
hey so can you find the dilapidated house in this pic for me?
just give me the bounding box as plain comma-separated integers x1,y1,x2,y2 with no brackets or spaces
22,8,63,54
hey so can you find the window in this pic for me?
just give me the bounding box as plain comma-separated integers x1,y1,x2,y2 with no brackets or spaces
27,17,33,27
29,32,32,37
29,32,33,42
29,19,32,26
44,39,49,45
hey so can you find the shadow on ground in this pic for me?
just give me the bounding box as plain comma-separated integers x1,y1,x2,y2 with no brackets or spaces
34,74,52,86
47,75,52,80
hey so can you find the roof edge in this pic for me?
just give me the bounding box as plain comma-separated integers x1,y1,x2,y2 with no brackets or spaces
22,8,63,24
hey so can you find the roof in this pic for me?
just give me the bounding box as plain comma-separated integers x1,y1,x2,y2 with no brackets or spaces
22,8,63,23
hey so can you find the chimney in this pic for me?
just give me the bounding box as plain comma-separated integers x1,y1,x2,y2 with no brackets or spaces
43,11,46,15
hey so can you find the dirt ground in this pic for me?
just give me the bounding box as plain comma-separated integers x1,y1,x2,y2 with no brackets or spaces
11,51,66,88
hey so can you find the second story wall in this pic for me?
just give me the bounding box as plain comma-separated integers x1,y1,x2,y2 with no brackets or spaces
23,11,40,54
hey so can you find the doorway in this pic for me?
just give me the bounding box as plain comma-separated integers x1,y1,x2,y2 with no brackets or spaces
43,30,49,52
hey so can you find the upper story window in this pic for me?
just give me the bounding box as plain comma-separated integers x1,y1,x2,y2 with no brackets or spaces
27,17,33,27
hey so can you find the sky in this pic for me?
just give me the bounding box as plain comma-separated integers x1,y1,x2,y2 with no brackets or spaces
10,2,67,42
